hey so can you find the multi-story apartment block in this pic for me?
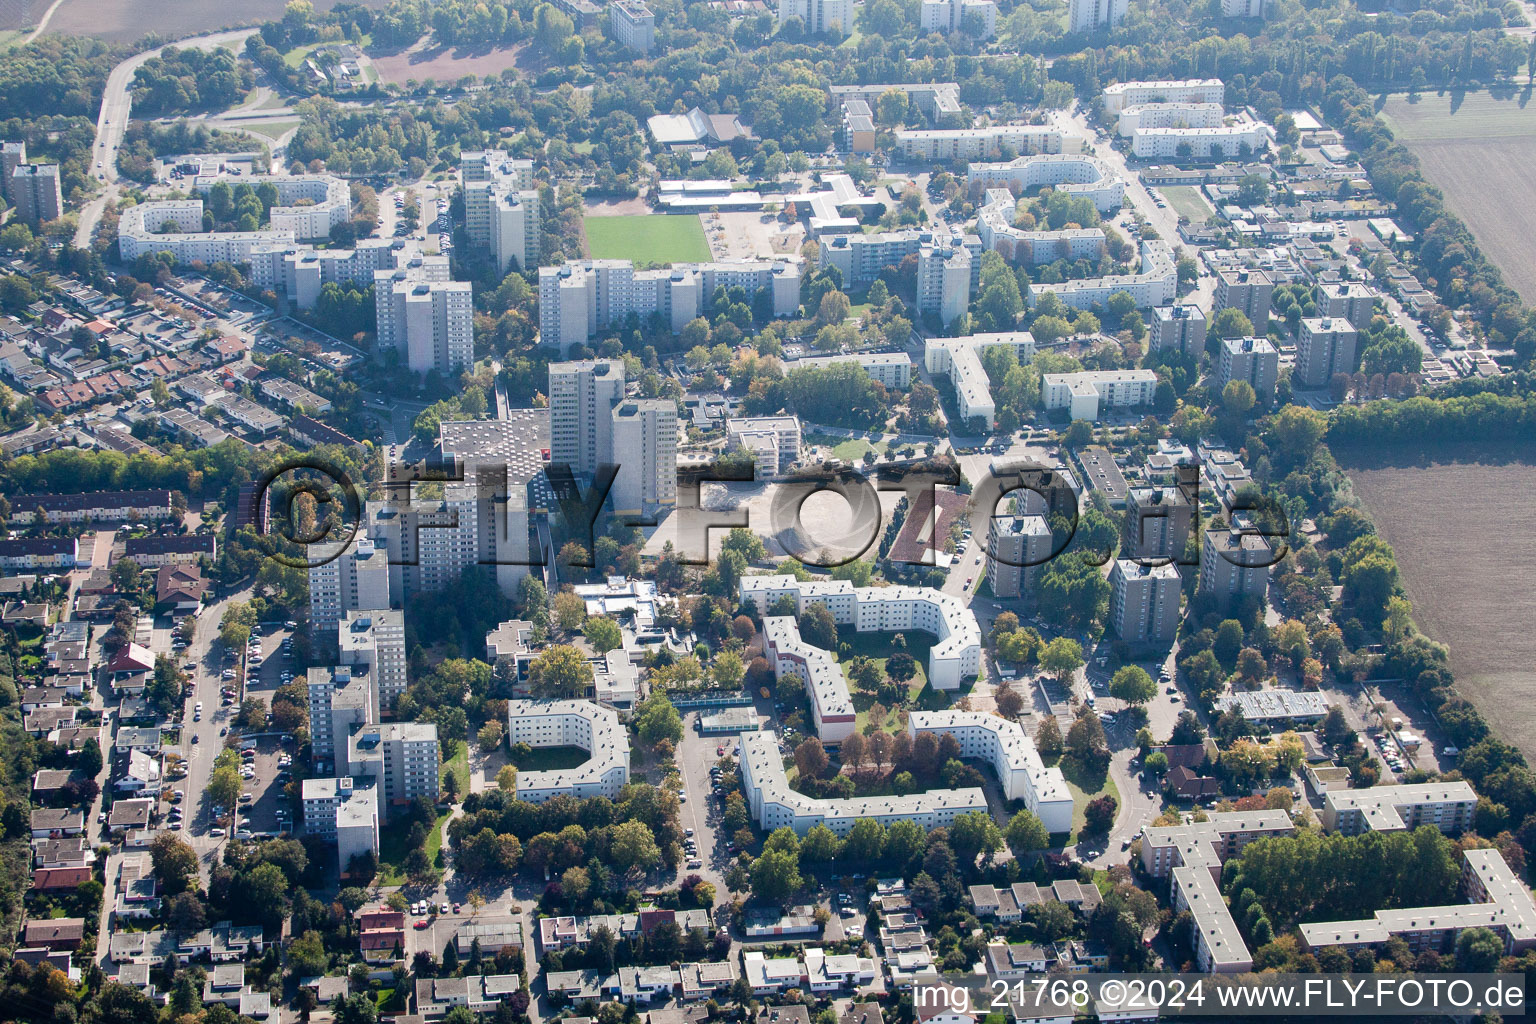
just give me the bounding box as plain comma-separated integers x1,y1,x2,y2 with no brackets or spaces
976,189,1105,266
985,512,1052,599
1199,517,1272,603
923,331,1036,427
918,0,998,35
1149,304,1206,357
1025,239,1176,310
549,359,624,476
1115,102,1224,136
307,665,375,765
795,352,912,389
1041,369,1159,421
119,200,295,263
1317,281,1377,331
761,615,856,742
1122,485,1195,561
0,142,25,202
7,490,175,525
1109,560,1181,643
307,534,392,631
1222,0,1266,16
819,229,983,289
538,258,800,354
842,100,876,153
725,415,801,470
609,0,655,52
611,400,678,515
828,83,964,125
916,243,971,327
346,722,440,819
1101,80,1225,115
338,611,408,714
504,700,630,802
461,151,540,274
1067,0,1127,33
907,711,1072,832
967,154,1125,213
301,776,380,871
1130,122,1270,159
1216,336,1278,404
374,254,473,376
249,239,409,310
777,0,853,33
1140,812,1296,973
1214,267,1273,334
1296,316,1358,387
895,125,1057,162
1320,781,1477,836
10,164,62,227
740,730,986,835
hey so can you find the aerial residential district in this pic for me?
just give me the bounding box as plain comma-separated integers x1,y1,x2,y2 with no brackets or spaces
2,0,1536,1021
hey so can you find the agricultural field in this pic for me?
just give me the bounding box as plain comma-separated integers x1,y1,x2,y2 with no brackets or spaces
1161,185,1212,224
1346,455,1536,756
1380,91,1536,303
369,38,534,85
585,213,711,268
28,0,384,42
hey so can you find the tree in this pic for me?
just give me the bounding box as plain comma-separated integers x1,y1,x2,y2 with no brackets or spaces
1036,715,1064,757
885,651,917,684
582,616,623,654
794,737,829,780
995,683,1025,718
528,645,593,698
1144,751,1170,776
1223,379,1257,419
1456,926,1504,973
1213,620,1245,669
1005,809,1050,853
750,848,802,900
1208,307,1254,341
636,690,683,745
713,650,745,689
610,820,662,871
553,591,586,632
1083,794,1117,834
800,604,837,649
950,810,1003,865
151,833,199,895
1066,711,1109,768
1040,637,1084,681
1109,665,1156,705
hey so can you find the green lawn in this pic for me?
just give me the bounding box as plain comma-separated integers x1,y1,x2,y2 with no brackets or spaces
1161,185,1212,224
1059,756,1121,845
842,632,950,735
805,432,892,462
228,120,300,143
443,740,469,796
511,745,589,771
585,214,710,268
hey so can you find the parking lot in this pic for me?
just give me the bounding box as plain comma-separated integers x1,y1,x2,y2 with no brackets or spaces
229,736,296,840
243,624,298,698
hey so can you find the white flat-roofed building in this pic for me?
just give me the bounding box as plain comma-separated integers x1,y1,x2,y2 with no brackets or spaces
924,331,1036,428
761,615,855,743
609,0,656,52
986,511,1052,599
1320,781,1477,836
1149,304,1206,357
345,721,439,819
917,242,971,327
1102,80,1225,115
739,729,987,835
976,189,1106,266
732,429,782,478
610,400,678,515
1296,316,1358,387
307,665,375,764
777,0,853,33
505,699,630,802
462,150,539,272
1108,560,1181,643
1215,687,1331,725
1026,239,1176,310
1066,0,1126,33
188,174,350,239
740,576,982,695
907,710,1072,832
1216,335,1278,404
374,253,472,376
308,535,392,631
794,351,911,389
829,83,963,124
1214,266,1273,334
919,0,998,35
1131,121,1271,159
1317,281,1378,331
302,776,379,869
1140,811,1295,973
118,200,294,262
967,154,1125,213
11,163,62,226
1041,368,1158,421
896,125,1059,162
726,415,800,468
818,228,982,289
338,610,407,713
1116,102,1225,136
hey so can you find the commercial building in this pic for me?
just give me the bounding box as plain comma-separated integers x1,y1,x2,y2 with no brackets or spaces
1198,517,1272,603
967,154,1125,213
1040,369,1158,421
985,512,1052,599
1108,560,1181,643
1140,811,1296,972
1296,316,1357,387
739,730,987,835
504,700,630,802
794,351,912,389
1025,239,1176,310
1317,281,1378,330
895,125,1057,162
609,0,656,52
923,331,1036,427
1102,80,1225,115
1320,781,1477,836
374,253,473,376
916,242,971,327
10,164,62,227
345,721,440,819
1149,304,1206,357
1216,336,1278,404
976,189,1105,266
918,0,998,35
538,258,800,353
1214,267,1273,333
307,665,375,765
907,710,1073,833
338,611,408,714
740,576,982,694
1066,0,1127,33
777,0,853,33
610,400,678,515
1122,485,1194,561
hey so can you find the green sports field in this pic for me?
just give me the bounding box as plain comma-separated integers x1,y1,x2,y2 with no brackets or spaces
584,214,710,268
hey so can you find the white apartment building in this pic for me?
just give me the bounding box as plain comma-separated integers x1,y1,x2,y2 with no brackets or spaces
976,189,1106,266
345,721,440,819
1222,0,1266,16
505,700,630,802
923,331,1036,428
301,776,379,870
828,83,964,124
967,154,1126,214
118,200,295,263
1040,368,1158,420
489,189,541,274
895,125,1059,162
1149,304,1206,357
1026,238,1177,310
250,239,409,309
1067,0,1126,33
1130,121,1271,159
462,150,538,270
307,665,375,765
1214,266,1273,334
374,253,472,376
549,358,625,476
1296,316,1358,387
908,710,1073,832
1216,335,1279,404
1102,80,1226,115
739,730,987,835
10,164,62,227
916,243,971,327
795,351,912,389
538,258,801,353
919,0,997,35
739,576,982,693
1116,102,1225,136
761,615,856,742
308,535,393,630
777,0,854,33
731,430,782,479
725,415,801,469
1108,559,1181,643
609,0,655,51
187,174,350,240
338,611,408,714
818,228,982,289
1317,281,1378,330
1320,781,1477,836
611,400,678,515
